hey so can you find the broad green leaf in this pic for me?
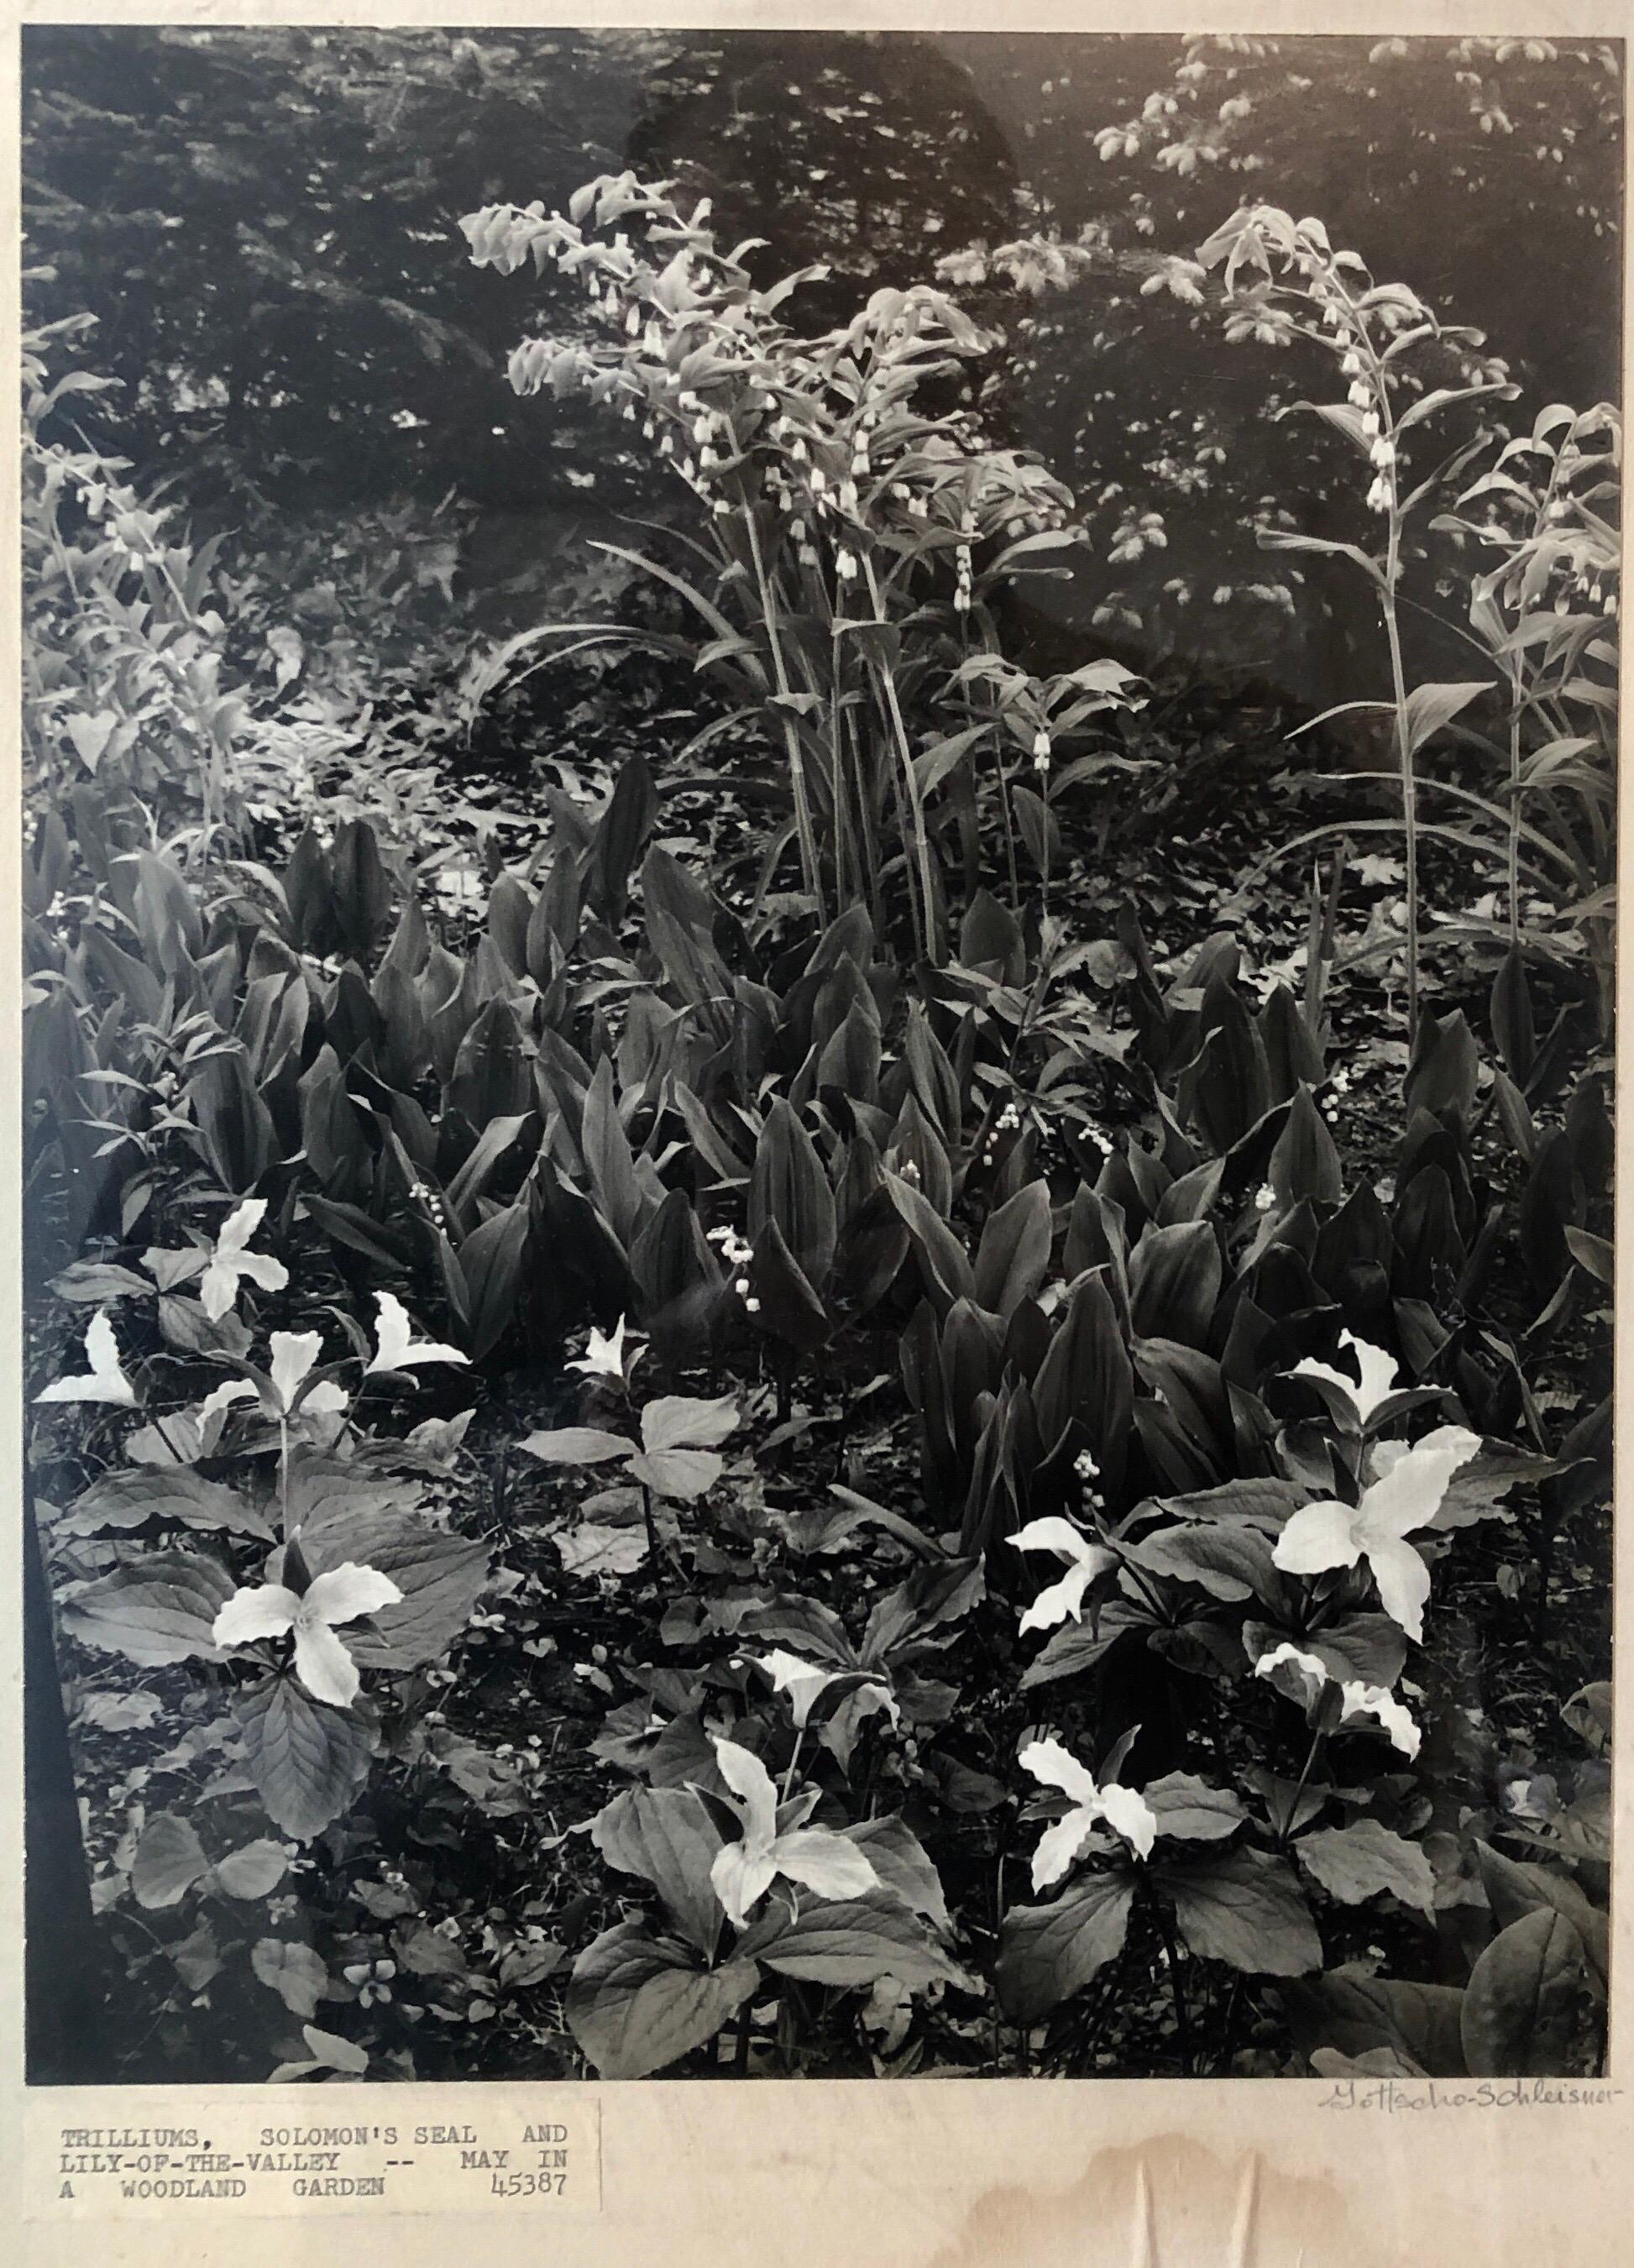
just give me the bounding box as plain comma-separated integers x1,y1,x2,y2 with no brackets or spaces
520,1426,631,1464
210,1840,290,1902
639,1394,740,1454
1297,1820,1435,1915
61,1552,236,1667
1161,1846,1321,1975
253,1936,328,2019
996,1873,1136,2023
735,1893,965,1992
237,1674,374,1842
132,1813,211,1909
1143,1772,1247,1843
1402,679,1491,757
592,1787,725,1959
1460,1908,1603,2077
566,1920,757,2079
62,1468,274,1542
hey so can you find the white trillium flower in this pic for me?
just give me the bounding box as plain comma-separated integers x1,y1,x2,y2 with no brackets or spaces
1019,1737,1158,1889
1012,1516,1116,1636
263,1331,349,1421
566,1314,642,1380
1341,1683,1421,1759
199,1199,290,1321
1290,1331,1404,1427
212,1562,403,1709
756,1648,896,1731
1252,1644,1421,1758
366,1291,469,1377
706,1736,879,1928
1271,1424,1482,1641
36,1309,136,1406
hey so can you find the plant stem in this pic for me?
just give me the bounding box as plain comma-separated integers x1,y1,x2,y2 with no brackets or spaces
640,1481,659,1565
1152,1894,1193,2076
732,1997,752,2074
1381,516,1420,1052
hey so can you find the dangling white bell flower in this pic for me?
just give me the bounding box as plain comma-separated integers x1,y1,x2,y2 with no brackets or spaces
1019,1737,1158,1889
1271,1425,1483,1640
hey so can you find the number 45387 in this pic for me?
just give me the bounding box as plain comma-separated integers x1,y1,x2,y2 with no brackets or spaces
490,2171,568,2198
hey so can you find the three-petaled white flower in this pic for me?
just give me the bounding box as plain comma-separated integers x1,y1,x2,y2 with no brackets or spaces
1011,1517,1116,1636
1253,1643,1422,1759
1271,1424,1482,1641
212,1561,403,1708
1019,1738,1158,1889
756,1648,896,1731
200,1199,290,1321
366,1292,469,1377
36,1309,136,1406
706,1736,878,1928
259,1331,349,1421
567,1315,642,1381
1290,1331,1404,1427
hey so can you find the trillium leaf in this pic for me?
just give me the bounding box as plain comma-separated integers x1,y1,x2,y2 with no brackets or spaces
557,1520,648,1577
735,1894,966,1992
1143,1772,1249,1842
237,1674,374,1842
996,1874,1137,2024
1161,1846,1322,1975
519,1425,631,1464
592,1787,725,1959
843,1816,953,1937
61,1552,237,1667
639,1393,740,1454
1296,1820,1436,1916
566,1920,758,2079
626,1446,723,1502
61,1469,275,1542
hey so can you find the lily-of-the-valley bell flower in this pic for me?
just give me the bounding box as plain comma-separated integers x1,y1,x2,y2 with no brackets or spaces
1019,1737,1158,1889
1271,1424,1482,1641
212,1561,403,1709
1253,1643,1422,1758
1011,1516,1116,1635
706,1736,879,1928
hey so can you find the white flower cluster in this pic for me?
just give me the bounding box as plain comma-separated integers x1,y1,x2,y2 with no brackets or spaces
708,1224,760,1313
1032,728,1052,776
408,1177,448,1234
982,1099,1023,1163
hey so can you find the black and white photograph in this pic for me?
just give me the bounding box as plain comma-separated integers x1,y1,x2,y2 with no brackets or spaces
19,20,1621,2103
